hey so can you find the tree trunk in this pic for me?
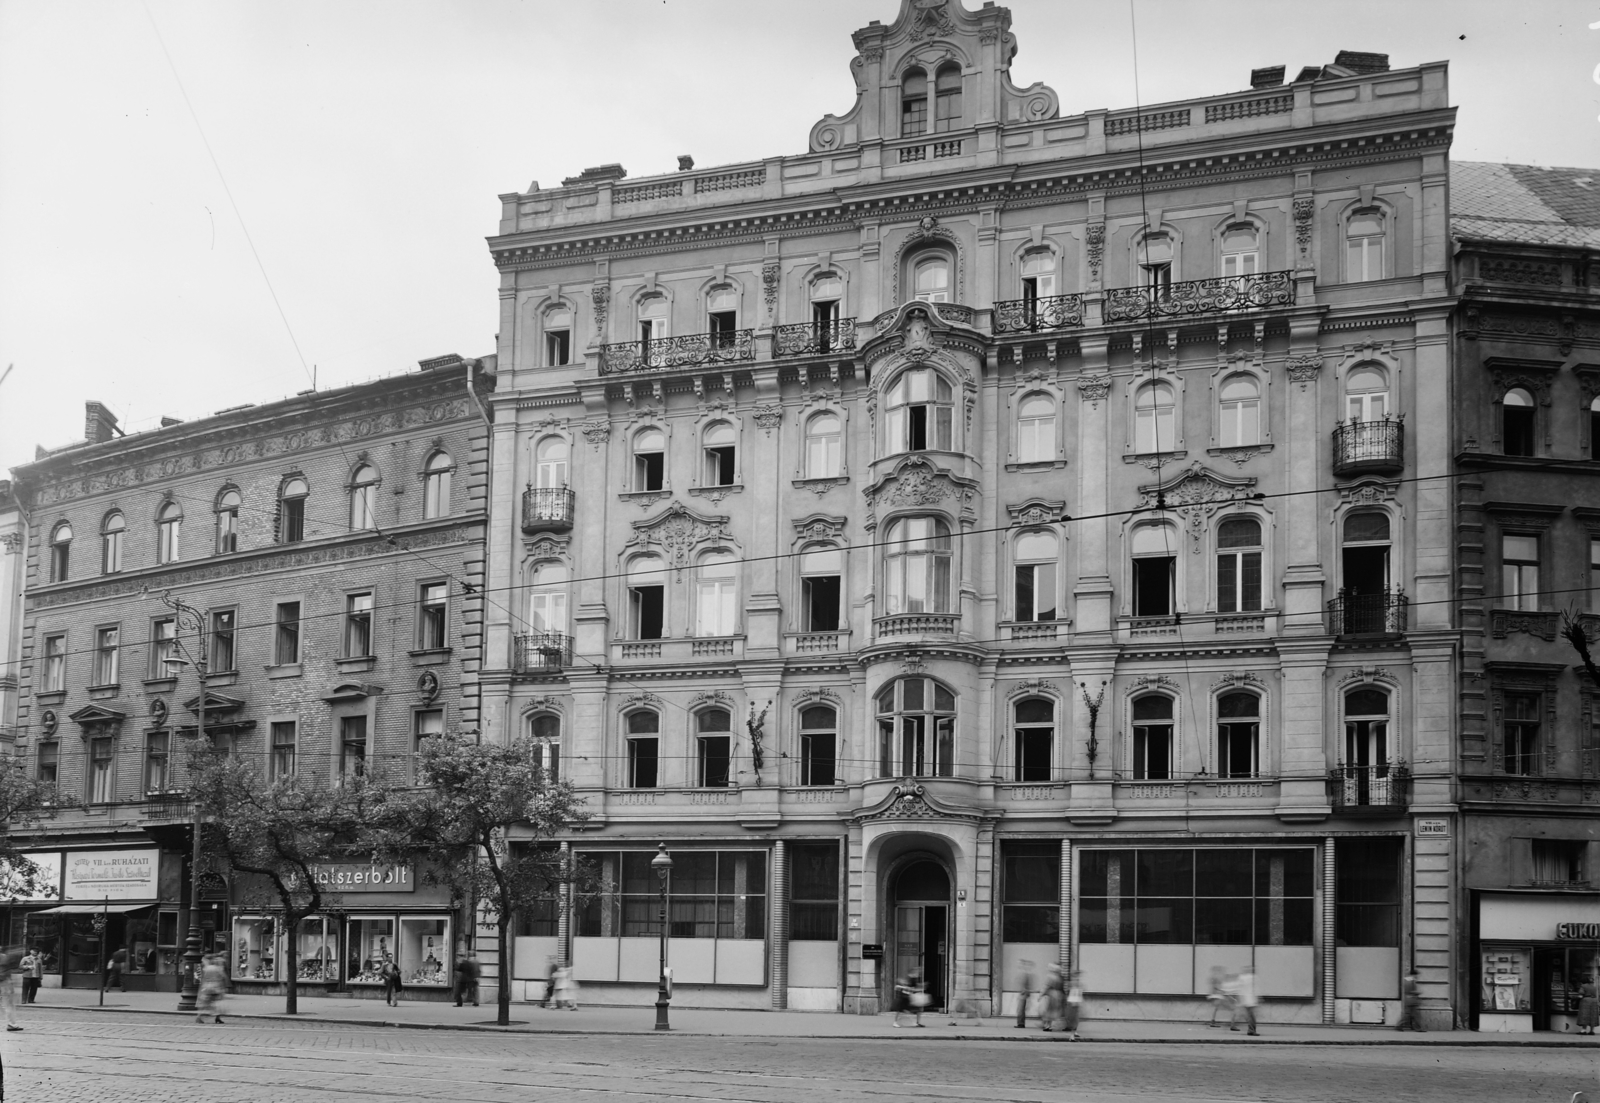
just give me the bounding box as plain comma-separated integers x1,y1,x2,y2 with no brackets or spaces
285,917,299,1015
497,912,511,1026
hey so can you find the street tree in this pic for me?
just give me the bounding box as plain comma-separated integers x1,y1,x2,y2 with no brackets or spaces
186,745,392,1014
400,733,593,1026
0,753,72,901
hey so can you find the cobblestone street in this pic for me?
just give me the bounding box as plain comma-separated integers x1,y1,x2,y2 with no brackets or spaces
2,1009,1593,1103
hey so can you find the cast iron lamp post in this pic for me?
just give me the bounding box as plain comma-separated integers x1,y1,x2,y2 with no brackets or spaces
158,591,208,1012
651,842,672,1031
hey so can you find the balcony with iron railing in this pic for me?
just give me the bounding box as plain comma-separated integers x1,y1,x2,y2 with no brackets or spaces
1327,589,1407,638
992,293,1086,335
1103,271,1293,324
599,329,755,374
514,632,574,674
1333,418,1404,476
774,318,857,357
1327,763,1411,814
521,486,575,533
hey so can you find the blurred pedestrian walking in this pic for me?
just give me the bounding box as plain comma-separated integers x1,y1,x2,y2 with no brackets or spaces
1015,959,1035,1029
196,953,227,1024
1063,969,1084,1041
1206,965,1232,1028
1233,966,1259,1036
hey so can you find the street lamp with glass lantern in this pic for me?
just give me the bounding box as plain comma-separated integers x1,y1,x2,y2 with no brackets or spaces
651,842,672,1031
156,590,208,1012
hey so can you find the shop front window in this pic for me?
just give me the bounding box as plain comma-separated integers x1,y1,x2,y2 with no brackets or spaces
400,917,451,986
1482,946,1532,1013
126,909,161,974
296,916,337,982
347,917,396,985
233,917,278,980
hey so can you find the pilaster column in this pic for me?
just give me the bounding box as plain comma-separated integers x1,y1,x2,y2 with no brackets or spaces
1058,840,1072,972
1282,317,1327,636
771,838,788,1009
1073,336,1113,640
558,840,572,967
1321,836,1336,1024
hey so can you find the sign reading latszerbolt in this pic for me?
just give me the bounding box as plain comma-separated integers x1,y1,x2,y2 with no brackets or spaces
287,863,414,893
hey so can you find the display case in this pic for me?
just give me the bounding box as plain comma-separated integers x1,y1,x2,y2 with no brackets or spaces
346,917,395,985
1481,946,1531,1012
233,917,279,981
126,910,160,975
399,917,451,986
296,916,337,982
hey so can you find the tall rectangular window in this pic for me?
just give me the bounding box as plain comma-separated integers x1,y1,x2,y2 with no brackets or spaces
1592,538,1600,613
1132,555,1175,617
799,706,837,787
414,709,444,755
89,736,115,804
1132,696,1174,780
270,721,297,779
340,716,368,779
144,732,170,794
1002,842,1060,943
209,609,236,673
697,709,732,788
1335,837,1401,950
150,618,177,679
94,626,120,686
628,738,659,789
1502,534,1540,611
42,634,65,692
419,583,447,650
789,843,840,941
275,601,301,665
345,593,374,658
545,327,570,367
37,742,58,787
1504,693,1541,776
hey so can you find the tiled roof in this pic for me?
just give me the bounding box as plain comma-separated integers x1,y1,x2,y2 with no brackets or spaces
1452,161,1600,248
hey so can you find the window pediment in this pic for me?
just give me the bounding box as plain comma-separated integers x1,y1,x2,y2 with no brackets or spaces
626,501,735,571
863,456,978,531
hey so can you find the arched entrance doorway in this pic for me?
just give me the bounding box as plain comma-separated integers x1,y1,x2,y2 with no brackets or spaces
890,859,951,1011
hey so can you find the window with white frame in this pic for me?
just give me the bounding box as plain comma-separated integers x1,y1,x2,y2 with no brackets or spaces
414,708,444,760
1216,516,1263,613
544,307,572,366
534,436,568,489
1013,529,1058,622
345,592,374,658
1344,687,1389,771
628,554,667,640
804,412,842,478
627,712,659,788
156,501,182,564
88,736,115,804
1138,234,1174,291
901,67,928,137
279,478,308,543
884,516,951,615
1345,364,1389,422
885,367,954,453
911,255,950,303
1013,697,1053,782
349,465,379,530
933,63,962,132
145,731,170,794
274,600,301,665
210,609,236,672
811,275,842,332
49,522,71,582
42,633,65,692
1015,393,1056,463
876,676,955,778
1216,692,1260,779
340,715,367,779
150,617,177,678
632,428,665,491
1346,208,1385,283
1021,250,1055,302
695,551,738,636
528,562,568,635
94,625,120,685
1220,224,1258,277
1134,380,1177,454
423,452,452,518
707,286,738,348
702,421,736,486
1502,387,1536,456
1132,694,1174,780
530,713,560,782
1502,533,1540,611
215,490,240,554
1130,523,1177,617
101,512,124,574
799,705,837,786
1218,374,1260,447
638,295,668,344
418,583,447,650
271,721,297,779
697,709,732,787
1504,693,1541,776
800,545,842,632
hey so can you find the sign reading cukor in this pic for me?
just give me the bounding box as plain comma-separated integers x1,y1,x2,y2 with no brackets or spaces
63,849,159,901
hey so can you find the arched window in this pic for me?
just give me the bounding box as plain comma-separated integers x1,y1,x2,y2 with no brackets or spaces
530,713,560,781
627,554,667,640
1590,395,1600,458
1346,208,1385,282
876,676,955,777
1138,233,1173,291
884,516,951,615
804,412,842,479
696,708,732,787
215,490,240,554
1134,380,1176,453
885,367,954,453
811,274,842,336
912,255,950,303
1013,529,1058,623
349,465,378,531
800,545,843,632
1345,365,1389,422
707,286,738,348
1341,511,1392,632
1502,387,1536,457
1021,250,1055,303
1132,694,1173,780
101,511,125,574
1341,687,1392,803
1014,697,1053,781
933,63,962,132
702,421,736,486
633,428,665,492
544,307,572,366
901,67,928,137
1218,374,1260,447
528,561,569,635
278,477,308,543
799,705,837,786
1216,516,1262,613
1016,393,1056,463
48,521,71,583
423,452,452,518
156,501,182,564
1220,224,1258,277
1131,523,1177,617
626,711,660,789
534,437,568,489
695,550,737,637
1216,692,1260,779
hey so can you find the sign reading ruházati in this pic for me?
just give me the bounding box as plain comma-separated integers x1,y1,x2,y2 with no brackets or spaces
292,863,414,893
63,849,159,901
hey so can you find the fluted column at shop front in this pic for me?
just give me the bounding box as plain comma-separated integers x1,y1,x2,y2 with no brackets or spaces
771,839,788,1009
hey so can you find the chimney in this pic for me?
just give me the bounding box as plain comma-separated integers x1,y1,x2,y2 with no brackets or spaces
677,155,695,172
1333,50,1390,74
84,401,119,444
1250,65,1285,89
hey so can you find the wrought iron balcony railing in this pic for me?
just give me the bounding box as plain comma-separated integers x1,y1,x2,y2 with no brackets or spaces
774,318,858,357
599,329,755,374
142,793,192,820
515,632,573,674
1328,763,1411,813
1333,418,1404,475
1327,588,1407,637
992,293,1086,334
1103,270,1293,323
522,486,575,533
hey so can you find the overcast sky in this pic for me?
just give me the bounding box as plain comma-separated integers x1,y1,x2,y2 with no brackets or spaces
1,0,1595,476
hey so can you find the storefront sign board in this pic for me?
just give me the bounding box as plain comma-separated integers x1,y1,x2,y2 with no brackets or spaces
1557,923,1600,941
62,849,158,901
293,863,414,892
1482,895,1600,941
0,852,62,902
861,943,884,959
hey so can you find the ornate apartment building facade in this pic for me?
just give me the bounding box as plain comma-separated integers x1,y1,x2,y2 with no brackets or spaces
4,362,491,997
479,0,1457,1026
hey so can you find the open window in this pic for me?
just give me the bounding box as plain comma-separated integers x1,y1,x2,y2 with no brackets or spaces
696,709,732,787
544,307,572,366
1013,697,1053,781
1132,694,1174,780
800,545,842,632
626,711,659,788
632,428,665,491
707,286,737,349
1021,250,1055,312
1341,511,1392,629
876,676,955,778
885,367,954,453
1216,692,1260,779
1130,523,1177,617
628,554,667,640
702,422,736,486
1502,387,1536,457
1013,529,1058,622
811,275,842,340
799,706,837,786
1138,233,1173,292
638,295,668,363
530,713,560,782
1215,516,1262,613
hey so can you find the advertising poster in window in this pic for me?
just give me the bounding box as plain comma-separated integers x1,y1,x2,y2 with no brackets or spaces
62,848,158,901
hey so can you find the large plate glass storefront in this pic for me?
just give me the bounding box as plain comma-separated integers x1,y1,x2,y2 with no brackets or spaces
229,914,452,990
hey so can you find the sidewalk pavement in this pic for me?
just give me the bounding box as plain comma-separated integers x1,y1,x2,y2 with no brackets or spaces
15,987,1600,1046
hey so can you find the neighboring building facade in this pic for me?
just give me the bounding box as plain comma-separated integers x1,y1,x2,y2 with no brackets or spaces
479,0,1457,1025
5,360,492,997
1,480,24,749
1451,161,1600,1031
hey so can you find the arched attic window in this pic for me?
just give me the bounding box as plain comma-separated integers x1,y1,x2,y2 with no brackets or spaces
901,68,928,137
933,64,962,132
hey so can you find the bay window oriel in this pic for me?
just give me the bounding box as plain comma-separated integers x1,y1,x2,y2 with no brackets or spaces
877,676,955,778
885,368,954,453
884,516,951,615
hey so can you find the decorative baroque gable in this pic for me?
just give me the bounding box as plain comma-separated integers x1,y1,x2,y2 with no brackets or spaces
627,502,734,571
1136,462,1258,553
862,456,979,531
